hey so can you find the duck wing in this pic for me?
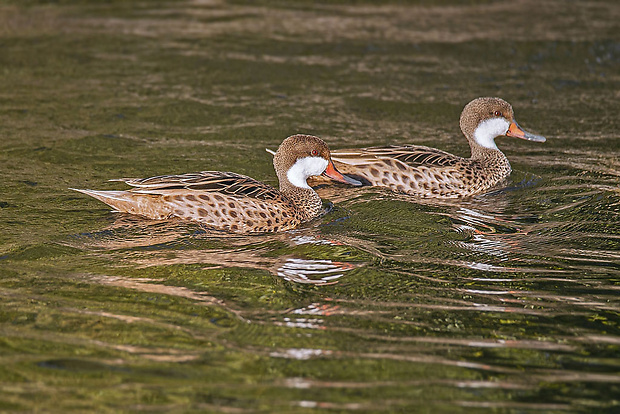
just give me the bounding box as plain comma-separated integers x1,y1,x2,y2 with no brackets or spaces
115,171,282,201
331,145,463,168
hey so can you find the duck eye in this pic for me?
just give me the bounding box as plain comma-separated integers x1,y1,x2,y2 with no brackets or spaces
311,149,319,156
494,111,502,117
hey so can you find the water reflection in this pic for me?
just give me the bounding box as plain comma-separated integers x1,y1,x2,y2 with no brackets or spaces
276,258,354,285
65,214,362,286
270,348,331,360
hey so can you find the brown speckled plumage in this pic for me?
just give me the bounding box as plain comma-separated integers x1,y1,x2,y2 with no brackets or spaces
322,97,545,198
72,134,359,233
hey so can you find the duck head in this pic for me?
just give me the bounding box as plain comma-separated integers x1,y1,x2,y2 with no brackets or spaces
459,97,546,151
273,134,362,190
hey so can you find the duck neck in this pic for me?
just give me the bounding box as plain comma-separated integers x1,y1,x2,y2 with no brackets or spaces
470,144,512,175
279,179,323,221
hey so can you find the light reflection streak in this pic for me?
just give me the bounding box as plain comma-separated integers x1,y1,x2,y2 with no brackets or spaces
276,258,354,285
274,317,324,330
464,289,514,295
290,303,341,315
456,401,572,410
295,401,366,410
270,348,332,360
281,377,532,390
327,297,545,316
359,333,576,352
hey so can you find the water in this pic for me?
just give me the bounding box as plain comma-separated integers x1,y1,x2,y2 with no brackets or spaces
1,1,619,412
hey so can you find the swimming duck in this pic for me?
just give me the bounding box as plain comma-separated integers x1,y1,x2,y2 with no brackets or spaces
72,134,361,232
320,97,546,198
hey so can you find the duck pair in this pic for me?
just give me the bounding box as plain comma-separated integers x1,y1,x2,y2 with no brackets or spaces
74,97,546,233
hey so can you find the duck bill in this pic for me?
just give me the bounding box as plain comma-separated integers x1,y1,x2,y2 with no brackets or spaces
322,160,362,186
506,121,546,142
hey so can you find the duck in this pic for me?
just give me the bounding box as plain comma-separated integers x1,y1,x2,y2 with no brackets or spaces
71,134,361,233
316,97,546,198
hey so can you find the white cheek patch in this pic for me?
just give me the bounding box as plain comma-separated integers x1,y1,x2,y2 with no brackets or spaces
473,118,510,150
287,156,328,189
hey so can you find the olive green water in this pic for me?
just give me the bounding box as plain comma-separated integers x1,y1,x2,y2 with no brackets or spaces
1,0,619,412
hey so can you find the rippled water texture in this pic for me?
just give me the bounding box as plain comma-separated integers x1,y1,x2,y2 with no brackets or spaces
1,0,619,412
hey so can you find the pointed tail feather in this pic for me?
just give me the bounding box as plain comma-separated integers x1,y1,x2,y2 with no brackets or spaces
70,188,171,219
70,188,132,209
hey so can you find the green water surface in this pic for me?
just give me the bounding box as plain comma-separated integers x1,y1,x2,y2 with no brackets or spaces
1,0,619,412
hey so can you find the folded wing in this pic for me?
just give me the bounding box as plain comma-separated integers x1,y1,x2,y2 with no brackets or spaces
331,145,463,168
115,171,282,201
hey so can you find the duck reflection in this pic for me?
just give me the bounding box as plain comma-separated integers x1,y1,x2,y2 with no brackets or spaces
448,207,523,262
276,258,354,285
66,215,361,285
312,172,550,272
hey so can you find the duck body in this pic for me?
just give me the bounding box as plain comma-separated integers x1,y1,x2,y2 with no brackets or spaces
73,134,361,233
329,144,511,198
74,171,307,232
324,97,545,198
